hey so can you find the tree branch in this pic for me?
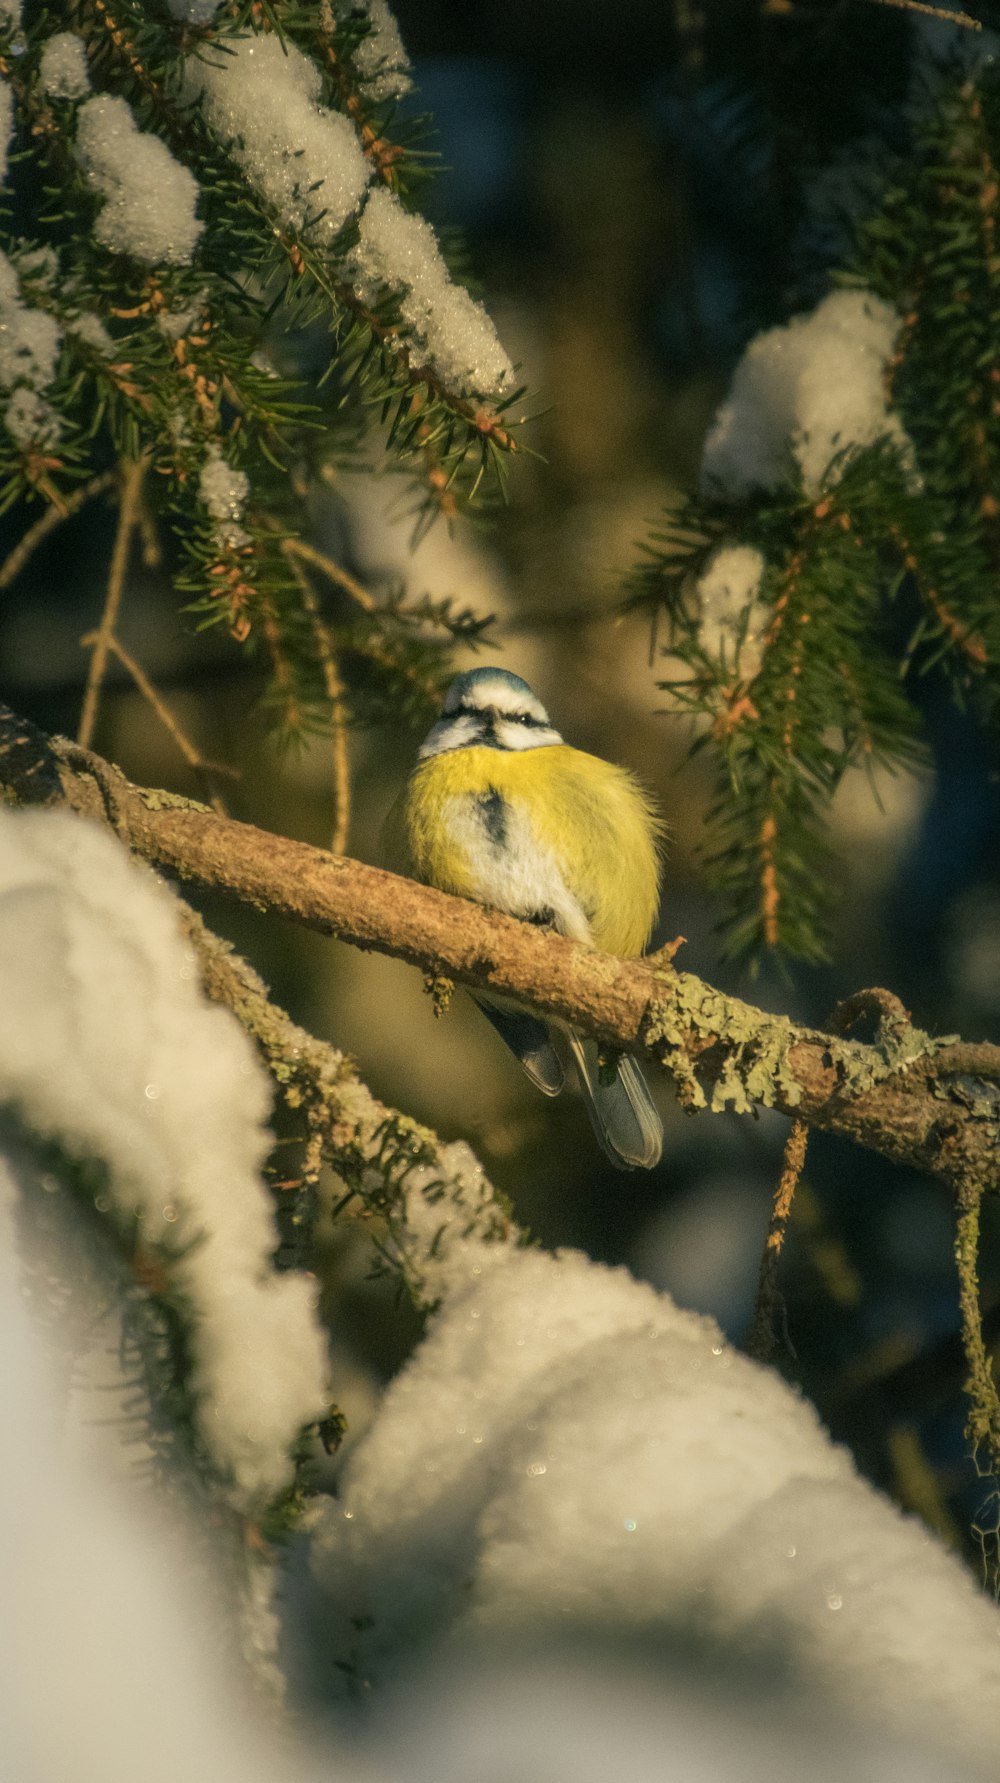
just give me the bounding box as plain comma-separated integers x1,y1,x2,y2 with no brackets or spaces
1,701,997,1200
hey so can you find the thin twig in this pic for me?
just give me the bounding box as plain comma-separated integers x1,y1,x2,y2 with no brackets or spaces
82,631,236,817
282,544,352,854
283,536,377,612
748,1117,809,1361
77,460,146,749
955,1180,1000,1479
0,471,117,592
864,0,981,26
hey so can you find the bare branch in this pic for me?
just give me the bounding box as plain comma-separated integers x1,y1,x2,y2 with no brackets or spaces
0,472,117,593
281,542,352,854
863,0,981,28
283,537,378,613
77,460,146,749
84,631,236,817
1,702,998,1201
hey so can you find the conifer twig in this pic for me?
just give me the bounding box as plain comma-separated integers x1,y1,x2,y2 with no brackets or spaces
0,472,117,592
749,1117,809,1360
954,1179,1000,1480
77,460,146,750
282,537,377,612
81,631,236,817
862,0,981,27
282,545,352,855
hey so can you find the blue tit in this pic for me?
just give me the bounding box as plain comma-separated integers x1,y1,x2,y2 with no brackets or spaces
393,666,664,1170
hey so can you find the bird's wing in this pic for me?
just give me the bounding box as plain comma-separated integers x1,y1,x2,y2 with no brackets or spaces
566,1033,662,1171
472,995,565,1097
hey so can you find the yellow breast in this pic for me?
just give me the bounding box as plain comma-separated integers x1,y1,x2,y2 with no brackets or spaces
400,744,662,958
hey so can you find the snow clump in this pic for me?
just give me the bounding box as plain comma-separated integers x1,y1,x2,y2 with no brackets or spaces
349,186,515,399
199,441,250,547
39,32,91,100
701,289,911,499
312,1223,1000,1774
338,0,413,102
0,806,331,1507
0,247,63,449
186,33,370,248
696,545,769,679
75,93,204,266
187,30,513,401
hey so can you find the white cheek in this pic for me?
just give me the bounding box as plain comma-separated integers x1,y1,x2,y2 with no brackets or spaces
495,723,564,752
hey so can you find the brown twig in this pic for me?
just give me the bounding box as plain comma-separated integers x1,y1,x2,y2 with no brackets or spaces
3,704,999,1202
281,544,352,855
81,631,236,817
748,1117,809,1361
77,459,146,750
0,472,117,592
282,537,377,613
863,0,981,26
955,1178,1000,1479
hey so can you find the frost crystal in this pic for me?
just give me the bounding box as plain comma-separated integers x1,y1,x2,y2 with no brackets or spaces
313,1242,1000,1772
350,186,515,399
702,289,911,498
75,94,204,267
0,807,331,1506
38,32,91,100
187,33,371,248
696,545,769,679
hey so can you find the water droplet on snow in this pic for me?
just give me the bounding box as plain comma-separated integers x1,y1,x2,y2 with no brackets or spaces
526,1462,547,1477
826,1594,843,1611
144,1084,159,1100
786,1546,797,1559
162,1204,178,1223
624,1519,637,1532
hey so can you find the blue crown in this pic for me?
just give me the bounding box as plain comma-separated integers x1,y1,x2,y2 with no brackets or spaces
442,667,536,712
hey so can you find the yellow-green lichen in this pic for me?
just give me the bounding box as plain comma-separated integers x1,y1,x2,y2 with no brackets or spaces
644,971,802,1115
137,787,213,815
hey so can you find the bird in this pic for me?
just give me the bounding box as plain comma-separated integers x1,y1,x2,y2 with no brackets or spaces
392,666,664,1170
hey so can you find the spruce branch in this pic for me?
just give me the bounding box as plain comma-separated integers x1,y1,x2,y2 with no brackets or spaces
3,703,997,1206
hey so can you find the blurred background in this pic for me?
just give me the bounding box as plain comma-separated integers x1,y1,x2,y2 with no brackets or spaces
5,0,1000,1564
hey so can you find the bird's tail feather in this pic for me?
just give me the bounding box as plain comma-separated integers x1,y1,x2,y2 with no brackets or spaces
472,995,565,1096
567,1032,663,1171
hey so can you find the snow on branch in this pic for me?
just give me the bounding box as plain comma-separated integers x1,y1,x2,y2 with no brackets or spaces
75,94,204,267
0,802,331,1508
185,27,514,401
311,1237,1000,1772
701,289,914,498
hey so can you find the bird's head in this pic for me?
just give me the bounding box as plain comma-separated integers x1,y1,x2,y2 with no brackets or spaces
418,668,564,759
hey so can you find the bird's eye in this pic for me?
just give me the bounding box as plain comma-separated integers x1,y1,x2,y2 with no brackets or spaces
511,712,532,725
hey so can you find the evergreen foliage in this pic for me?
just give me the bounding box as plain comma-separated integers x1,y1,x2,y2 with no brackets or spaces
1,0,519,743
630,57,1000,968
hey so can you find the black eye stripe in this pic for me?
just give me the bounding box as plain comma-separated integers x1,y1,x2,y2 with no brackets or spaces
445,703,545,728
